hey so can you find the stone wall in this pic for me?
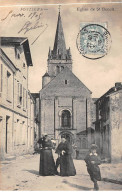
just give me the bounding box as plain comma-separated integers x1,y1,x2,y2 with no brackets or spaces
110,91,122,162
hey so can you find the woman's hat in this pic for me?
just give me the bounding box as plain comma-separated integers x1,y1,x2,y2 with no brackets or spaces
42,132,48,137
90,144,98,150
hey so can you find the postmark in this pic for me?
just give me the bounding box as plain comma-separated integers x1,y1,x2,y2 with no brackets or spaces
76,24,112,59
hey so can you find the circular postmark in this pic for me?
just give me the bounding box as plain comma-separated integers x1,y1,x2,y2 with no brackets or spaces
76,24,112,59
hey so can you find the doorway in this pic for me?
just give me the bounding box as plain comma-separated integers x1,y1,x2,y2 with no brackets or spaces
60,132,73,144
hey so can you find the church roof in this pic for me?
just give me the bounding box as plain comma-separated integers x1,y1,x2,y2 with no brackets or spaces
40,67,92,97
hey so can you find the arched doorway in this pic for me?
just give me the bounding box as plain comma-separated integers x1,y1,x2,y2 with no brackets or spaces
63,133,71,143
60,131,73,144
59,132,76,159
61,110,71,128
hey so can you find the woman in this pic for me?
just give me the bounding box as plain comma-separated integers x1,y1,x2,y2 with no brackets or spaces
55,135,76,176
38,134,56,176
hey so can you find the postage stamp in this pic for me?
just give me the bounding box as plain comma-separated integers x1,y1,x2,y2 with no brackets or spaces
76,23,112,59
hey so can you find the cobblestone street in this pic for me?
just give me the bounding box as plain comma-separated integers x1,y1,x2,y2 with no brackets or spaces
0,153,122,191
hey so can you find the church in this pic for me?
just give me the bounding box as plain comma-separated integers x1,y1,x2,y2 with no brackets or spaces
34,11,96,157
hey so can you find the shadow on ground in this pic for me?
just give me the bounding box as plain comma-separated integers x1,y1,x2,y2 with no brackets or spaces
102,178,122,185
62,180,92,190
23,169,39,176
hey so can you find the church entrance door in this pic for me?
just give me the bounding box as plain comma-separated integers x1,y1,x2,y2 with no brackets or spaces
64,133,72,143
60,132,76,158
60,132,73,144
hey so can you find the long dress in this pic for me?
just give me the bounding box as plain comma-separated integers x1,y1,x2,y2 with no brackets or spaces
84,153,101,182
39,138,56,176
56,141,76,176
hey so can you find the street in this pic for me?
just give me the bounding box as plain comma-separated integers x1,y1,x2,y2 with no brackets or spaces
0,153,122,191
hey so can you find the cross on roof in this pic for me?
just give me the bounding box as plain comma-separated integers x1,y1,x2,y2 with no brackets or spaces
58,5,61,13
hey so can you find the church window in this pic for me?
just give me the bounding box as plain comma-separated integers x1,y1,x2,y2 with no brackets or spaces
23,63,26,68
56,66,60,74
61,110,71,128
17,53,20,59
61,66,64,71
59,54,61,59
65,80,67,84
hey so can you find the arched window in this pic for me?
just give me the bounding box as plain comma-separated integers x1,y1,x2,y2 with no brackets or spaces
56,66,60,74
61,66,64,71
23,63,26,68
59,54,61,59
17,53,20,59
61,110,71,128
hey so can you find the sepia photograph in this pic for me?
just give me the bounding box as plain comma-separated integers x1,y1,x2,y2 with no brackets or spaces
0,0,122,191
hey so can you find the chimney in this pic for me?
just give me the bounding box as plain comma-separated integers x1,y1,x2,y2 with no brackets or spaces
115,82,122,89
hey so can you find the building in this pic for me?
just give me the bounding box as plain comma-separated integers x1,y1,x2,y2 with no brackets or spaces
38,11,96,158
0,37,35,160
95,82,122,162
31,93,40,150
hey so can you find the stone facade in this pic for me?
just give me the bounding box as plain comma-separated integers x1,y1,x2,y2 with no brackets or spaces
95,83,122,162
0,37,34,160
40,67,93,139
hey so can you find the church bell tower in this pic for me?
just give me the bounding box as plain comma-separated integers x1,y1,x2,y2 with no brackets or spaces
42,11,72,88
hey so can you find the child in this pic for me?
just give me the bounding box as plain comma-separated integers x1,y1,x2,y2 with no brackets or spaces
84,144,101,190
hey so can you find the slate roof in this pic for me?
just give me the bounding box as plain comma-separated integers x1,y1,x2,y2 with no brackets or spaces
1,37,33,66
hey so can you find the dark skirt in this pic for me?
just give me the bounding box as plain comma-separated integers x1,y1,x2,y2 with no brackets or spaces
39,149,56,176
87,165,101,182
60,154,76,176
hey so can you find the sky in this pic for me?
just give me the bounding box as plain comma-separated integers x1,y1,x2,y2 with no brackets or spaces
0,1,122,98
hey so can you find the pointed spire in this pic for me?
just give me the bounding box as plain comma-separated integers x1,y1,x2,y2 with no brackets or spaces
48,47,51,58
52,11,67,59
68,47,72,59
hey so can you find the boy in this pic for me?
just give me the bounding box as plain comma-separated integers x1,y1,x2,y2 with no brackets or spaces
84,144,101,190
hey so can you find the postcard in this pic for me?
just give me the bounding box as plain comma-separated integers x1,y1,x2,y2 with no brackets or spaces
0,0,122,191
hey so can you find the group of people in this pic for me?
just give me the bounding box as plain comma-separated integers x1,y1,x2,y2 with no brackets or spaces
38,134,76,177
37,134,101,191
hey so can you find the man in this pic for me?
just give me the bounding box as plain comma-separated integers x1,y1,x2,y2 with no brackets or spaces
84,144,101,190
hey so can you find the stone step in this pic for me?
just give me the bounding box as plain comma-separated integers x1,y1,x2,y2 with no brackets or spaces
4,155,16,161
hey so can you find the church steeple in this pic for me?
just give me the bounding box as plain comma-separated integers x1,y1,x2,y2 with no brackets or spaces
46,9,72,79
52,11,67,60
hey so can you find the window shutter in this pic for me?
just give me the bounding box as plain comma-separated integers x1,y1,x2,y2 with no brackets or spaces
20,84,22,97
0,64,3,92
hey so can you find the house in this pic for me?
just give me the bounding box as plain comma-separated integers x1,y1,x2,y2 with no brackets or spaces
0,37,35,160
95,82,122,162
